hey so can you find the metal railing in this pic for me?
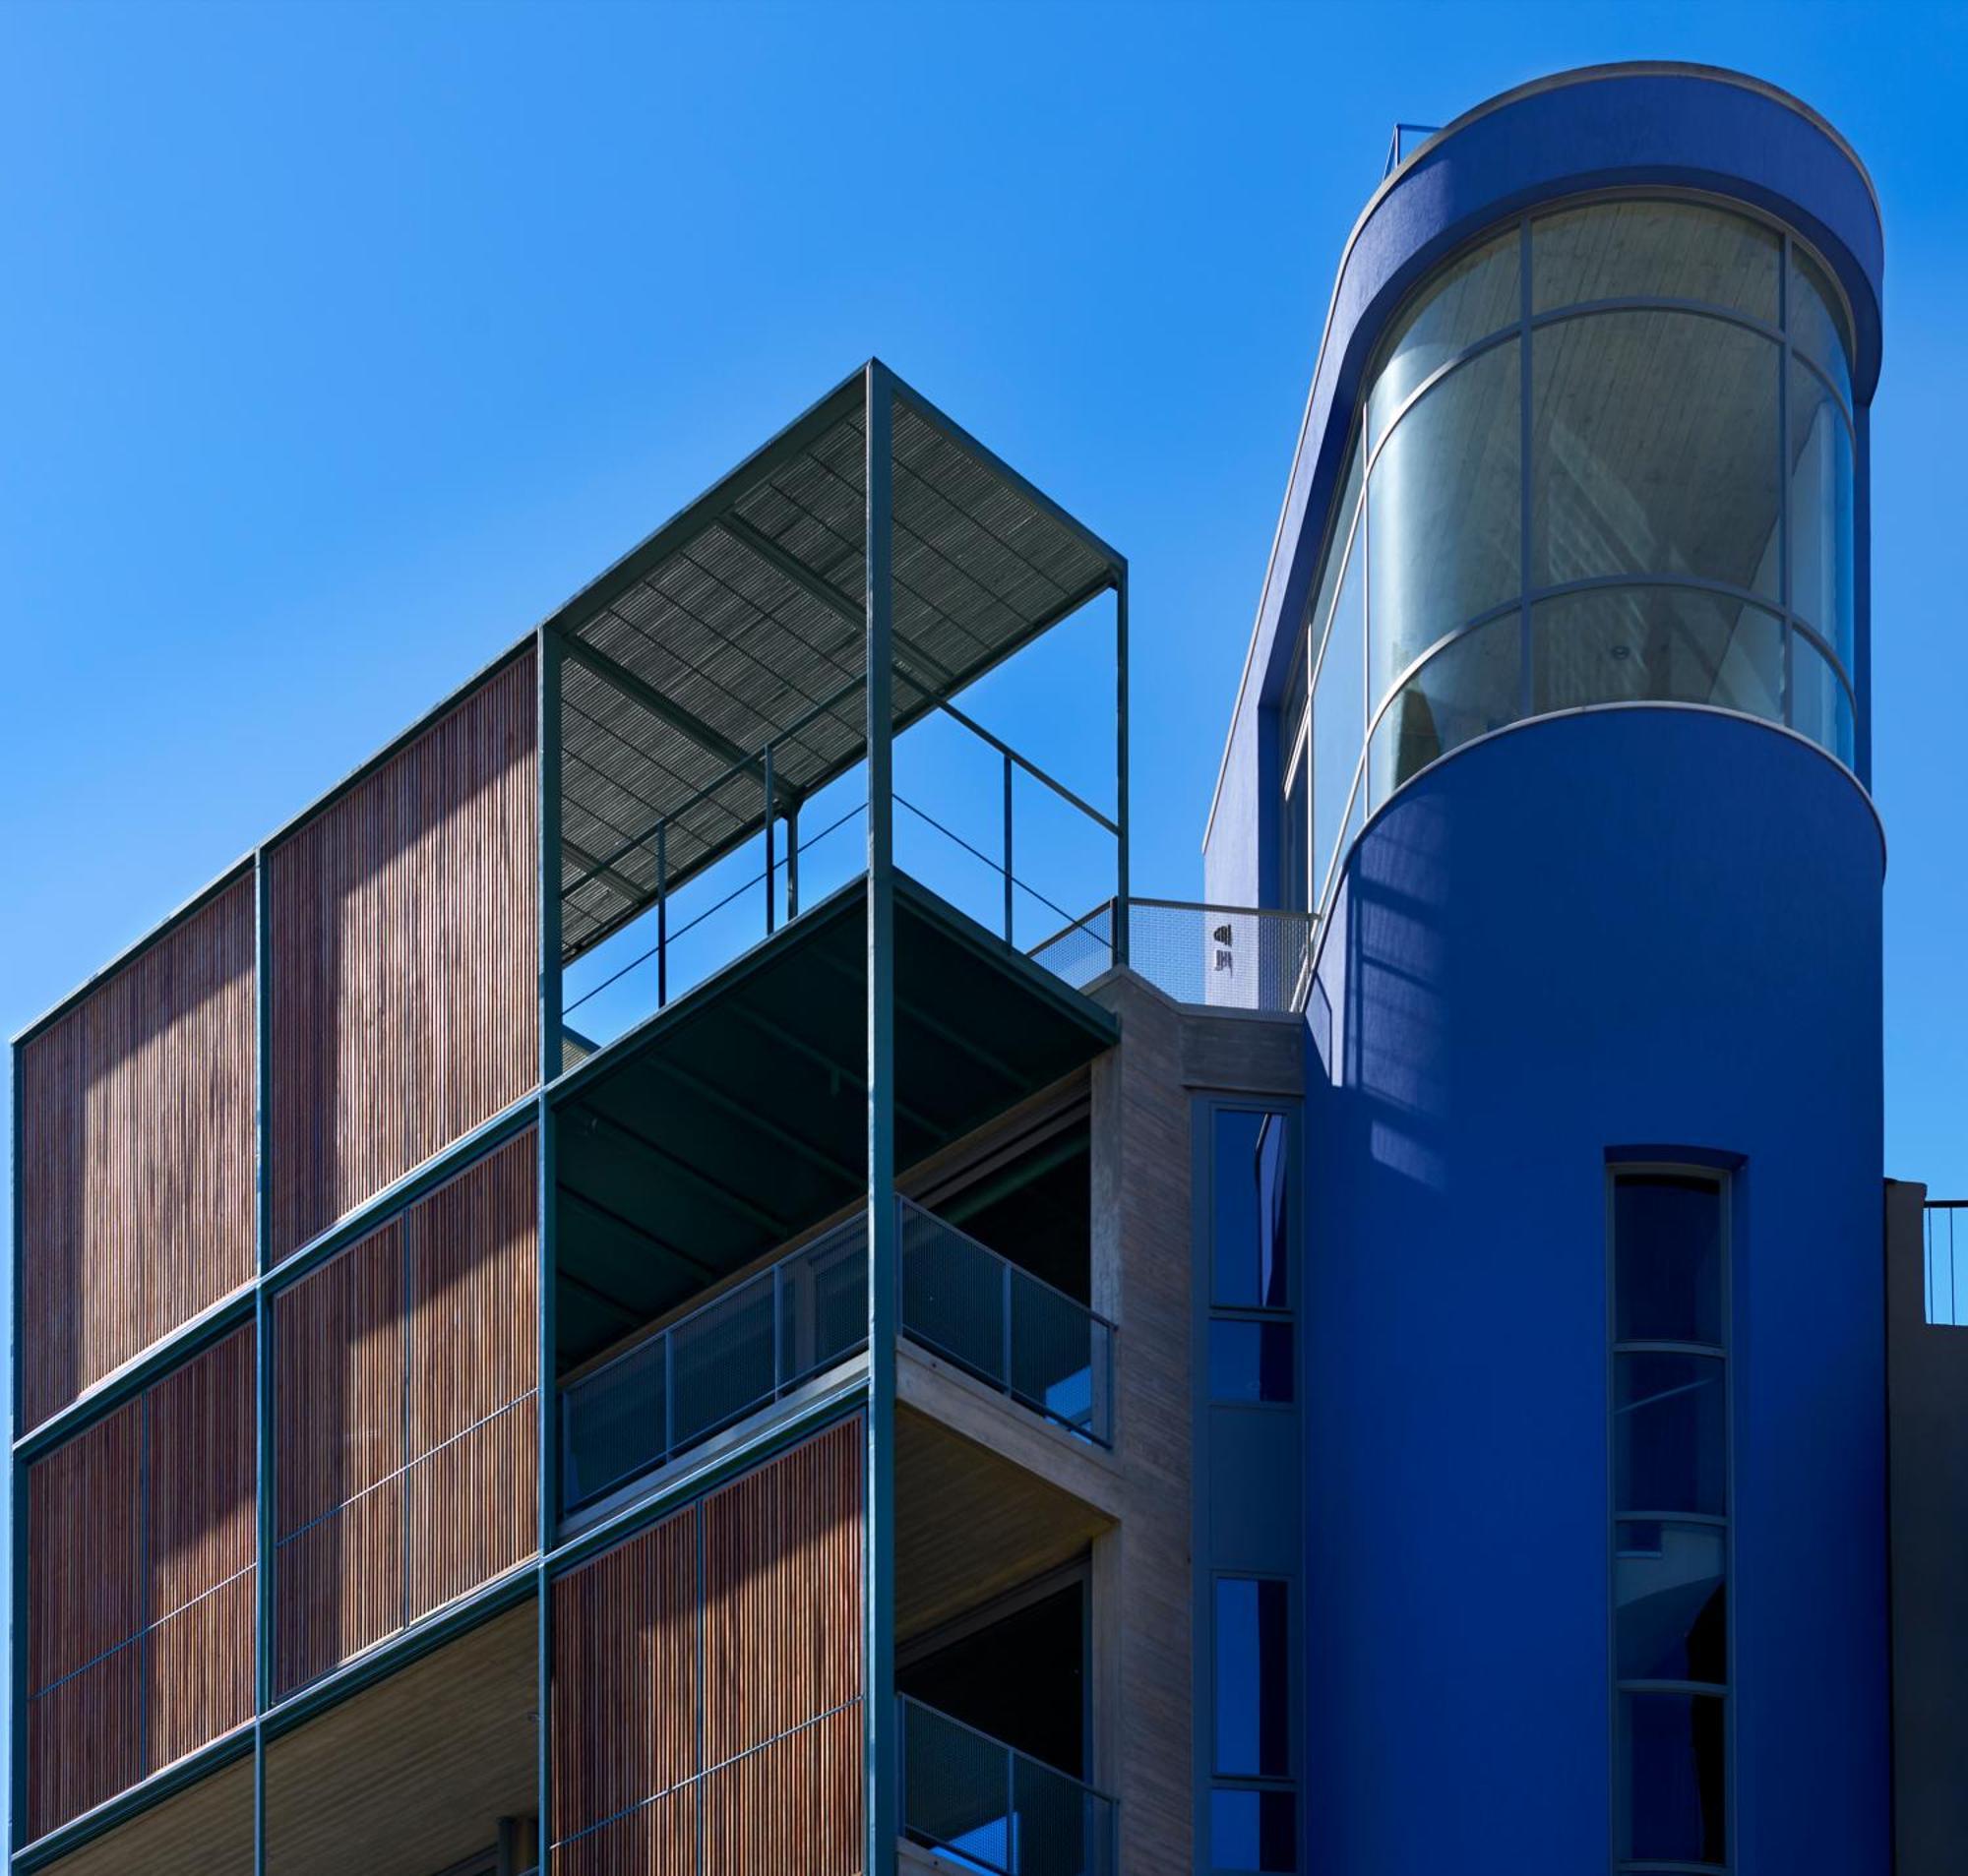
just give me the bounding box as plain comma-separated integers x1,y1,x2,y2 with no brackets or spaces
1926,1201,1968,1326
560,1199,1114,1512
1030,897,1314,1014
899,1697,1117,1876
559,1216,869,1512
899,1199,1113,1447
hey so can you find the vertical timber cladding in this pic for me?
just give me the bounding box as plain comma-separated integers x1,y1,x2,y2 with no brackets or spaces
267,646,537,1264
17,874,256,1428
274,1129,538,1695
551,1418,865,1876
24,1328,256,1841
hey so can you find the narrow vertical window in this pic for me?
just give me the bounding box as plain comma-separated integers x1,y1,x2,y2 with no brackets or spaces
1611,1168,1729,1873
1210,1110,1293,1402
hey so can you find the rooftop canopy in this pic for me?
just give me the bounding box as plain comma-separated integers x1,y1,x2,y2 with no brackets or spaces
549,363,1126,962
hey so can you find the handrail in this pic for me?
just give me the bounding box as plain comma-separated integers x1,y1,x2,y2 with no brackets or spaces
897,1694,1117,1876
560,1193,1115,1511
1926,1200,1967,1328
1028,896,1315,1014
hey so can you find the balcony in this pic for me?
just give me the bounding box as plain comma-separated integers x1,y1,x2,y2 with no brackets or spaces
1031,896,1314,1013
899,1696,1116,1876
560,1194,1113,1521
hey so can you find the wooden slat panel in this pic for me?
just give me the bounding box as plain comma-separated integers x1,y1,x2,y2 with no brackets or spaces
267,650,538,1262
701,1702,862,1876
405,1130,538,1621
147,1328,257,1769
25,1333,258,1841
703,1415,863,1764
551,1507,697,1854
274,1132,539,1694
274,1223,405,1695
551,1419,863,1873
19,877,255,1427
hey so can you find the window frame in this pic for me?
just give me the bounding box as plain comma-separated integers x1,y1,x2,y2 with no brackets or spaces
1606,1158,1735,1876
1205,1106,1298,1408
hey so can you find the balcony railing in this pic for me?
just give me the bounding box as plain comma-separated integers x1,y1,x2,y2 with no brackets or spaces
559,1216,869,1513
900,1696,1117,1876
1029,897,1314,1014
1926,1201,1968,1326
561,1201,1114,1514
899,1199,1113,1447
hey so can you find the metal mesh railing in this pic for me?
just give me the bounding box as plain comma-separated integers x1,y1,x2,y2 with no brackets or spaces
1926,1202,1968,1326
898,1199,1112,1446
1029,897,1314,1013
899,1697,1116,1876
559,1216,868,1512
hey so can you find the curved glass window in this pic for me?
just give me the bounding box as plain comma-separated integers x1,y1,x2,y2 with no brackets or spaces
1531,590,1783,721
1368,340,1520,700
1369,614,1519,810
1789,358,1856,669
1531,311,1780,597
1366,229,1519,449
1276,196,1862,929
1790,243,1855,407
1533,198,1778,322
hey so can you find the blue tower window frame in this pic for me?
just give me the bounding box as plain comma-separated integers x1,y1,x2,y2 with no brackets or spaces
1607,1159,1735,1875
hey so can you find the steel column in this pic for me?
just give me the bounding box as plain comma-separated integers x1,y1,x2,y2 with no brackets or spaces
764,741,776,937
1114,569,1131,969
863,361,899,1876
1002,751,1015,944
252,842,273,1876
539,630,564,1083
536,1092,557,1864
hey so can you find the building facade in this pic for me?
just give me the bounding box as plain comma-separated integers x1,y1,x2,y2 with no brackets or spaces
6,59,1955,1876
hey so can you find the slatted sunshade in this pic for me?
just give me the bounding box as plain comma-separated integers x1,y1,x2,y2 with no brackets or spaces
555,369,1121,961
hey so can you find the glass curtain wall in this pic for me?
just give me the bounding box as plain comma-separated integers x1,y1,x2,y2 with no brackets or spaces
1276,198,1859,916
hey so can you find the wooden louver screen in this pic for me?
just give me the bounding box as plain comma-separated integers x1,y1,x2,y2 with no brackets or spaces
17,876,256,1430
274,1129,538,1695
267,646,538,1264
551,1417,864,1875
25,1328,256,1841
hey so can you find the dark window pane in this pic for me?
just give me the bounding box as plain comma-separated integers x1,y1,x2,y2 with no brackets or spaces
1213,1112,1289,1308
1617,1521,1727,1684
1215,1580,1291,1777
1210,1787,1298,1872
1615,1351,1726,1516
1209,1321,1294,1404
1618,1691,1727,1865
1614,1173,1724,1345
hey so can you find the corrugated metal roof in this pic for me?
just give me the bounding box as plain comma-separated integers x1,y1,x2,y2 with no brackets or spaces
556,371,1119,961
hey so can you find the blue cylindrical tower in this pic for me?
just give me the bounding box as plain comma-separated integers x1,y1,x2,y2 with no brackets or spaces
1215,64,1886,1875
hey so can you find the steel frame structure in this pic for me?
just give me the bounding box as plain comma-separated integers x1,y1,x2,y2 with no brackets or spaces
6,358,1129,1876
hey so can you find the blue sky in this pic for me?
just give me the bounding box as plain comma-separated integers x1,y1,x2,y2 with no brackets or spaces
0,1,1962,1203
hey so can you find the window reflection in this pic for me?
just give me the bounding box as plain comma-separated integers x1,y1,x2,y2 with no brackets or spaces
1368,229,1519,449
1616,1351,1727,1518
1215,1579,1291,1777
1614,1175,1724,1346
1370,614,1519,804
1531,311,1780,597
1532,589,1782,722
1789,359,1856,670
1212,1112,1288,1309
1369,341,1520,700
1616,1521,1726,1683
1533,198,1778,322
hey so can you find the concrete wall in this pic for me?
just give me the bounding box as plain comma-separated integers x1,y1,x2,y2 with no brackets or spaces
1886,1177,1968,1876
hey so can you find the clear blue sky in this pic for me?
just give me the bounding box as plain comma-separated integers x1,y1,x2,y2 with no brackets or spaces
2,5,1964,1273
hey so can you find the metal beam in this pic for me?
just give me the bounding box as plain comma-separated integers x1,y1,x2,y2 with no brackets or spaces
649,1056,863,1188
1115,572,1131,969
562,633,760,780
724,1002,947,1141
571,1107,791,1238
863,361,899,1876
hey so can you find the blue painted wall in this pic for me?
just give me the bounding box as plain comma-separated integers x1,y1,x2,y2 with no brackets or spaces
1302,705,1888,1873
